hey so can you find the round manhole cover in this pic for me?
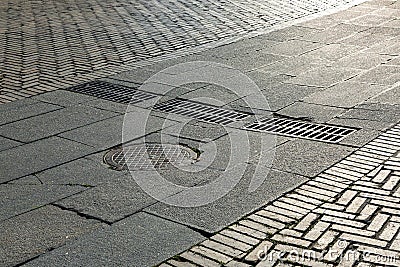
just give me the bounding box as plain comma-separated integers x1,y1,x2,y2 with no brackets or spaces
104,144,198,171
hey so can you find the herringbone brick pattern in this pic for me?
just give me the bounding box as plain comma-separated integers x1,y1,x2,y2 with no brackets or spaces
160,124,400,266
0,0,358,103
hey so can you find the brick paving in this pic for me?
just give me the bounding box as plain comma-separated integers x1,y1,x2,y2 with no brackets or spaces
160,124,400,266
0,0,360,103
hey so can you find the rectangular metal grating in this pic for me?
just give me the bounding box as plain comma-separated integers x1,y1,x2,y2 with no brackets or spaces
66,80,157,104
153,98,250,125
244,117,357,143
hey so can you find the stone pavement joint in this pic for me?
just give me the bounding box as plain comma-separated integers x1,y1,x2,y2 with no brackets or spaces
160,123,400,266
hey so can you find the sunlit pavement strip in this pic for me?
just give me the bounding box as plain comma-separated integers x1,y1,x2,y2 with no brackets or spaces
159,124,400,266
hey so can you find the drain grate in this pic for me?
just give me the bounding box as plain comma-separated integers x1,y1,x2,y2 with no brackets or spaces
244,117,357,143
153,98,250,125
67,80,157,104
104,144,197,171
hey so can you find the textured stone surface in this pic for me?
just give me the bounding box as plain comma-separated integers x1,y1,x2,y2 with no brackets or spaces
23,212,204,267
0,137,95,183
0,206,103,267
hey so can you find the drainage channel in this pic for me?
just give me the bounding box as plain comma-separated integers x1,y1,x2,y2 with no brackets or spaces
243,117,357,143
153,98,250,125
66,80,157,104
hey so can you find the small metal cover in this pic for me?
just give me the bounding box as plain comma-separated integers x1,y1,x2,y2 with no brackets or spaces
104,144,198,171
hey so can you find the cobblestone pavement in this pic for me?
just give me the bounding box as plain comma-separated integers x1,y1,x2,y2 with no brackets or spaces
0,0,361,103
159,124,400,267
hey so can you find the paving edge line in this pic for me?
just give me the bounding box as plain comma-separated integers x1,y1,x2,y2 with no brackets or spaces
158,122,400,267
0,0,370,104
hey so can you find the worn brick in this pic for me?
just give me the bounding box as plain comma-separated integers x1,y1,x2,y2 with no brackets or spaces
272,233,311,248
245,241,274,263
379,222,400,241
295,213,319,231
340,233,387,247
304,221,330,241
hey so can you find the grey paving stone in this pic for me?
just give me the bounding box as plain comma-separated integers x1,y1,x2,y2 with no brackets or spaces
163,121,230,142
260,26,322,42
0,137,95,183
272,139,355,177
0,205,103,267
23,212,204,267
84,98,129,114
325,9,364,21
331,52,393,69
339,103,400,123
211,39,280,59
285,66,362,87
228,82,322,112
217,53,287,72
349,14,393,26
59,111,177,150
8,175,42,185
36,156,129,186
353,61,400,86
363,36,400,55
301,43,362,62
55,175,158,223
298,16,340,30
0,136,22,151
145,168,307,233
387,56,400,65
0,100,62,126
365,85,400,104
340,30,396,48
263,40,323,57
0,105,118,143
0,98,39,112
256,54,329,77
34,90,97,106
277,102,347,123
179,84,243,106
303,81,390,108
297,23,368,43
105,67,156,84
0,184,86,221
339,128,381,147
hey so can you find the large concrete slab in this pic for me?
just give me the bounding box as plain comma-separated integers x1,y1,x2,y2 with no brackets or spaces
55,176,158,223
0,99,62,126
285,66,362,87
349,65,400,85
229,82,322,112
145,168,308,233
59,111,178,150
277,102,346,122
0,137,95,183
0,136,22,151
24,212,204,267
0,184,86,221
303,81,390,108
0,205,103,267
35,156,128,186
272,139,355,177
0,105,119,143
339,103,400,123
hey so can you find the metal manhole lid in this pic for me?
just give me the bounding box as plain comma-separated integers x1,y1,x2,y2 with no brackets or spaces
243,117,358,143
104,144,198,171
